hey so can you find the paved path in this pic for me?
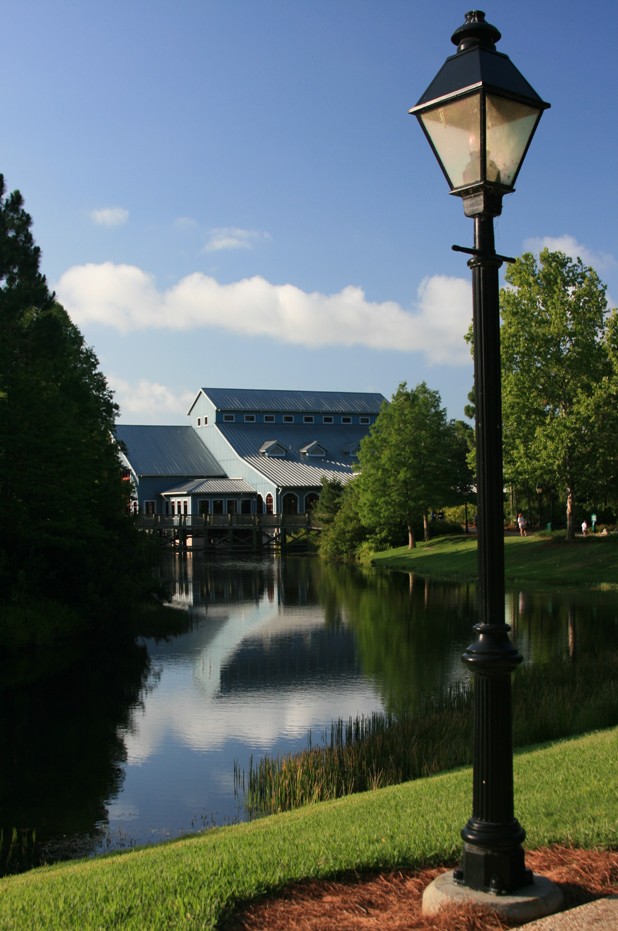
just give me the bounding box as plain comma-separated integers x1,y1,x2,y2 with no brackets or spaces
525,896,618,929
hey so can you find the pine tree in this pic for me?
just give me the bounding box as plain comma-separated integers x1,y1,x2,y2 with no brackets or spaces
0,176,153,623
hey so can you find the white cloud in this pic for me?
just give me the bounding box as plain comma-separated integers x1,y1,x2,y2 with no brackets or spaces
90,206,129,227
203,227,271,252
173,216,199,232
55,263,472,365
108,376,194,422
523,235,617,272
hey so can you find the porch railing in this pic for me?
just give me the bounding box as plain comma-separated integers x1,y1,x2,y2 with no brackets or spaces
135,513,316,530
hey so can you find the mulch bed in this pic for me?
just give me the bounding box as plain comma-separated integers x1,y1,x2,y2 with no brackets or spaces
224,845,618,930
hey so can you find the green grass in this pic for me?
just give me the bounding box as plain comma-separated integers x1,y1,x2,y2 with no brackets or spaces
370,532,618,589
0,728,616,930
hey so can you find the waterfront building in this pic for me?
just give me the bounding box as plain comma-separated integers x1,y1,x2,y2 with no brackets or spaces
117,387,386,517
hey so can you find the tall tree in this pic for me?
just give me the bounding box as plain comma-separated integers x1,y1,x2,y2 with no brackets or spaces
500,249,618,540
0,176,153,622
355,382,457,549
312,478,345,531
318,481,367,561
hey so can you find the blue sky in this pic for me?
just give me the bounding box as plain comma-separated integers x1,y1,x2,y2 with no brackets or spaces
2,0,616,424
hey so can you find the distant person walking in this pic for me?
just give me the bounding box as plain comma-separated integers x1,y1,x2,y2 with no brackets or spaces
517,512,527,537
582,519,588,536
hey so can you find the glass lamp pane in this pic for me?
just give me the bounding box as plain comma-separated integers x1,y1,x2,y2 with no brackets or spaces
419,94,482,189
486,95,540,188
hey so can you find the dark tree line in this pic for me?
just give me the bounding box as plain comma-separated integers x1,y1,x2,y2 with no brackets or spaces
0,177,155,636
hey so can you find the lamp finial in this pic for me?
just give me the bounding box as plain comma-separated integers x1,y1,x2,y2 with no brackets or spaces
451,10,501,52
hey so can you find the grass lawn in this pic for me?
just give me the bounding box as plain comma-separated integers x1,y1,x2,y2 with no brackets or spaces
370,532,618,589
0,728,616,930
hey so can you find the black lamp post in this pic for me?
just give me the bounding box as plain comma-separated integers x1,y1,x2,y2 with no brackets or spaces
410,11,549,895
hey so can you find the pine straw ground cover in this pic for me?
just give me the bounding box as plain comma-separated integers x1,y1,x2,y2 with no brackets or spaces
228,846,618,930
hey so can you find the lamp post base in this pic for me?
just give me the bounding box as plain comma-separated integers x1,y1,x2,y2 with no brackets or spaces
422,870,564,923
455,837,532,895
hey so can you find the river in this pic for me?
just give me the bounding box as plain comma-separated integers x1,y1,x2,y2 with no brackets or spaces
1,553,616,868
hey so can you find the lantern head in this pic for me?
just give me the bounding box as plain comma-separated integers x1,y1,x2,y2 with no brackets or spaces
409,11,550,217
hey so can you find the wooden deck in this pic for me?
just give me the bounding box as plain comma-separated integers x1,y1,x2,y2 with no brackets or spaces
135,513,320,553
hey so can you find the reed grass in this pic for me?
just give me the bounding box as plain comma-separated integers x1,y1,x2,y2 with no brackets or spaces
0,829,37,877
239,652,618,816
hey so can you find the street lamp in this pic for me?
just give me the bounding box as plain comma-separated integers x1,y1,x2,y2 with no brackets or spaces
410,10,552,901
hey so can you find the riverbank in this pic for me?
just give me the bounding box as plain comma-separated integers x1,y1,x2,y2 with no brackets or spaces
0,728,615,930
370,532,618,589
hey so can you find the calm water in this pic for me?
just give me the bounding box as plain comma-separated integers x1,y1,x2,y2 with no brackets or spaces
1,554,617,865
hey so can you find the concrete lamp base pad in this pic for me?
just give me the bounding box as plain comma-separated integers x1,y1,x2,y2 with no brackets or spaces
422,870,564,925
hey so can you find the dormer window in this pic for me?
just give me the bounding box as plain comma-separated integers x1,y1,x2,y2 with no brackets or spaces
244,414,256,423
342,416,352,424
223,414,235,422
303,415,314,424
300,441,327,459
260,440,286,458
343,440,361,457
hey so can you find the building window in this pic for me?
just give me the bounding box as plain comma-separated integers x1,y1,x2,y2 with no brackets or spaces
283,415,294,423
227,500,237,515
323,416,334,424
244,414,256,422
223,414,235,422
213,499,224,515
360,416,370,424
283,492,298,515
342,416,352,424
199,500,209,516
183,500,188,515
264,414,275,423
204,416,208,425
303,415,314,424
265,493,274,514
197,417,201,426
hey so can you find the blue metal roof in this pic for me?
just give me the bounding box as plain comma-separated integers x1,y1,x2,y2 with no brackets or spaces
218,423,364,486
162,478,255,496
199,387,386,415
115,425,224,477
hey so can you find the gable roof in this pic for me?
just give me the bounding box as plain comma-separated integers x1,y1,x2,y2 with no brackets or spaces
218,422,362,486
194,387,386,415
115,425,224,477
